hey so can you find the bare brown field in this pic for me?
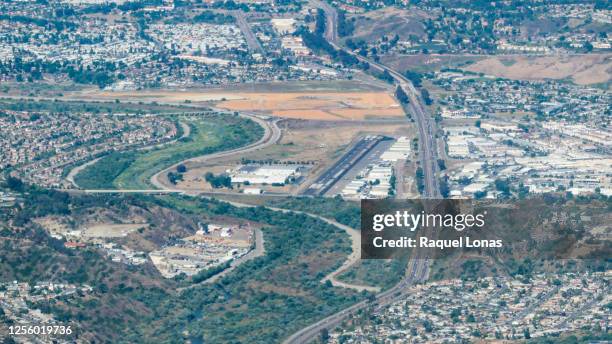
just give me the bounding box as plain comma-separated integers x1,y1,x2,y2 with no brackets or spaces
217,92,404,121
168,120,414,194
82,223,148,238
90,90,244,102
350,7,428,42
465,54,611,85
382,54,485,73
79,89,404,121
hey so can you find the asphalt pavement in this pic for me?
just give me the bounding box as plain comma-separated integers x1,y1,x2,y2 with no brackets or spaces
282,2,442,343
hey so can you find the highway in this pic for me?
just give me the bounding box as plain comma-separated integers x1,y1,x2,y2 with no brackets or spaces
284,256,431,344
309,0,338,43
359,59,441,198
283,2,441,343
232,10,265,54
305,2,440,199
60,5,441,340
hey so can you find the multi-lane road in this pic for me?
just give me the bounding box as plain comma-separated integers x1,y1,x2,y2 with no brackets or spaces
232,10,265,54
308,5,440,198
62,6,441,342
309,0,338,43
283,3,441,343
362,60,441,198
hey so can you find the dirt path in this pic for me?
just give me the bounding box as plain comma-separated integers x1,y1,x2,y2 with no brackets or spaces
318,218,381,292
72,110,372,292
149,177,375,292
212,199,379,293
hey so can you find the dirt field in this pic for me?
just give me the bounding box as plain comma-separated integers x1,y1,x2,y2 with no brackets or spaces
217,92,404,121
92,90,244,102
382,54,484,73
82,223,148,238
171,120,413,194
465,54,611,85
350,7,428,42
33,217,69,237
79,88,404,121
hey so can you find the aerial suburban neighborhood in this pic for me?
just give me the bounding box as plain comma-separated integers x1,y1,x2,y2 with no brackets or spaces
0,0,609,343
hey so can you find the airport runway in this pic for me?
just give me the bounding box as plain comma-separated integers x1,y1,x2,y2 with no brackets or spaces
323,138,394,197
303,135,386,196
283,2,441,343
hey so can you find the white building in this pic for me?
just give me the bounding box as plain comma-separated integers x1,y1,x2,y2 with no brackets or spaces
271,18,297,35
381,137,412,162
230,165,301,185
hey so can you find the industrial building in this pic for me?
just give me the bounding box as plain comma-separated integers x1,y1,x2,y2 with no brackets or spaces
341,162,394,199
230,164,301,185
380,136,411,162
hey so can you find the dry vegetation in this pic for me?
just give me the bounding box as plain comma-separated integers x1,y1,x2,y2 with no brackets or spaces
79,88,404,121
465,54,612,85
349,7,428,42
382,54,484,73
93,90,244,102
217,92,404,121
166,120,413,194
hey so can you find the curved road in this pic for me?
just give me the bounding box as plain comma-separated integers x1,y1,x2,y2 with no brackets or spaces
354,57,441,198
66,121,191,189
150,112,281,190
283,3,441,343
65,157,101,188
140,111,377,292
67,109,374,292
180,196,376,293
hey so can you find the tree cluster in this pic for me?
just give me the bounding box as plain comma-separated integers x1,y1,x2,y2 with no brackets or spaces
204,172,232,189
